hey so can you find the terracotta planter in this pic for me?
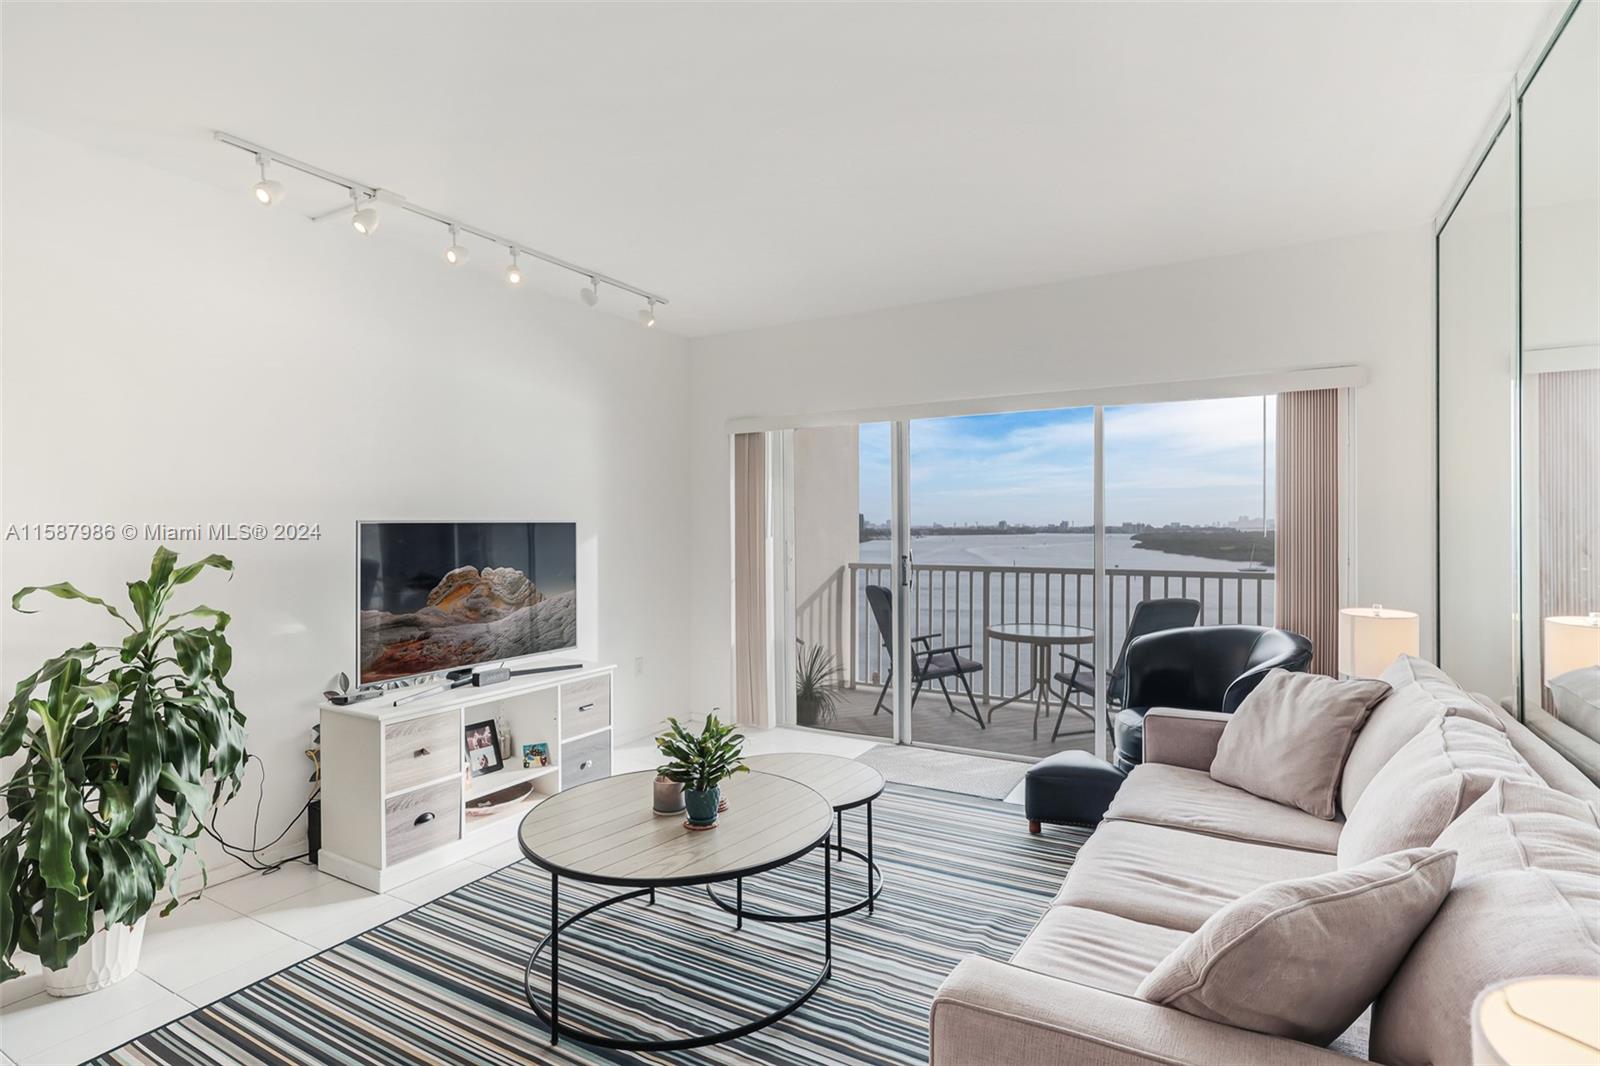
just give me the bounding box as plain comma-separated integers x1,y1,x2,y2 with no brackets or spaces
44,913,146,996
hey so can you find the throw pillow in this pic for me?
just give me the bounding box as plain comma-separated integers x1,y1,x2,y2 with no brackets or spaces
1338,715,1543,867
1210,669,1390,819
1137,848,1457,1046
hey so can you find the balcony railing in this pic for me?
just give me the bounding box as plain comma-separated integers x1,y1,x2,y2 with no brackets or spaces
794,562,1275,702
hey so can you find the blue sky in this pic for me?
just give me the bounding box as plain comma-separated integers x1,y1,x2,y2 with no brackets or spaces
859,396,1275,527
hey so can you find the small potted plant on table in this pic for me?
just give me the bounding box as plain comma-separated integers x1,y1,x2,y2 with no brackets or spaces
654,715,748,830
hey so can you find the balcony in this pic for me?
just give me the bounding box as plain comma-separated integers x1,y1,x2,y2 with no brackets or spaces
795,560,1275,760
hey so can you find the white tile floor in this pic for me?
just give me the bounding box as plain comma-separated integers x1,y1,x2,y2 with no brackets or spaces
0,728,1022,1064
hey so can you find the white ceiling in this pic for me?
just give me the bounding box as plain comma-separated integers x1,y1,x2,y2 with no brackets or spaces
1,2,1562,337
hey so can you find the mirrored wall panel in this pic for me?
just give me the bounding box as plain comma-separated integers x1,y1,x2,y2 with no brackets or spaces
1437,123,1518,703
1520,0,1600,777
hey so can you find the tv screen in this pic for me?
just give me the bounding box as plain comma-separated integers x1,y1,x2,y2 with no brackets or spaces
358,521,577,685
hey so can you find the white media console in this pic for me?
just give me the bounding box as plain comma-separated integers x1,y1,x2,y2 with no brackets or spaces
317,662,615,892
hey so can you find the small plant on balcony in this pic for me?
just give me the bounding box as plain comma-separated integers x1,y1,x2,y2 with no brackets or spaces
795,643,841,727
655,715,748,828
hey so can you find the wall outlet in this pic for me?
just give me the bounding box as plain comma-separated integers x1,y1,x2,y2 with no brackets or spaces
634,656,645,675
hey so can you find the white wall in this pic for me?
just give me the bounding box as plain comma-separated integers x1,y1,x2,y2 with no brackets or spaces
1,124,693,881
686,228,1436,714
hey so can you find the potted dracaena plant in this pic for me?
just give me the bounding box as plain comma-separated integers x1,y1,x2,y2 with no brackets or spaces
1,548,248,995
795,642,841,727
654,714,749,829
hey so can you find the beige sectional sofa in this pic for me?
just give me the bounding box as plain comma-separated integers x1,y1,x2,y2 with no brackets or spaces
929,657,1600,1066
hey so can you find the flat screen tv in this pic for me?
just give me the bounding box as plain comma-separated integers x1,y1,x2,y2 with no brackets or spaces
358,521,577,686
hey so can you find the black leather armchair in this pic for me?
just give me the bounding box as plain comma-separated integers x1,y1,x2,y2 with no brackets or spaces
1113,625,1313,772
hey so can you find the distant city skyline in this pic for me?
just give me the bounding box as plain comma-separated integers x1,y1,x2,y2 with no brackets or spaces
859,396,1276,527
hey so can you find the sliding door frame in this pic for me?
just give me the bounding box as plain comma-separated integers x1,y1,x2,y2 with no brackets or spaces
754,366,1364,754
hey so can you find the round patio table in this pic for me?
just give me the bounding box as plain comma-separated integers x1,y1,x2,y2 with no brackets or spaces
984,623,1094,740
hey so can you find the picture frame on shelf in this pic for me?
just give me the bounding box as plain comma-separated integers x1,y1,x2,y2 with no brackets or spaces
464,719,504,777
523,742,552,769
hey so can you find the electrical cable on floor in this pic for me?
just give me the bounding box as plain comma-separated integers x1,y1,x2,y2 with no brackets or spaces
203,753,319,875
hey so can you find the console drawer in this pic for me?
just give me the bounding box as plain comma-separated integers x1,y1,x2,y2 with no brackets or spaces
560,675,612,739
384,710,460,794
385,780,460,865
561,730,611,790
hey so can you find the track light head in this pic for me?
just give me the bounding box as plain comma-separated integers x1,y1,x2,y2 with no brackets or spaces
350,193,379,236
580,277,599,306
444,227,469,266
251,156,285,207
638,299,657,328
505,249,524,286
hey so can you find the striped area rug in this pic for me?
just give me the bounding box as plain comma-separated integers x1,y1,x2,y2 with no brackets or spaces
95,785,1090,1065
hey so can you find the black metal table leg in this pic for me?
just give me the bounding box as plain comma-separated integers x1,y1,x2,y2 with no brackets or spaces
824,828,833,960
836,810,844,860
866,800,875,916
550,871,560,1046
736,877,743,930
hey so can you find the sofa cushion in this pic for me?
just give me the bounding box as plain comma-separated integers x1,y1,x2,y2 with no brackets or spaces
1341,679,1508,814
1104,763,1342,854
1370,785,1600,1066
1138,848,1456,1046
1437,777,1600,877
1053,819,1334,932
1338,715,1543,867
1210,669,1389,819
1010,904,1188,996
1379,654,1507,729
1493,699,1600,804
1369,870,1593,1062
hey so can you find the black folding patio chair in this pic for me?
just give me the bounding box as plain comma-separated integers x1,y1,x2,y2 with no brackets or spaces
1050,597,1200,742
865,584,986,729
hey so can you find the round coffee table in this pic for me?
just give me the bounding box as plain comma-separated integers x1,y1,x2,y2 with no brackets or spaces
706,752,886,923
985,622,1094,740
518,769,834,1052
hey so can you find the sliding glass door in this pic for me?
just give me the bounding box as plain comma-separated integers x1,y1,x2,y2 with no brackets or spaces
902,408,1098,759
790,422,899,743
770,388,1332,764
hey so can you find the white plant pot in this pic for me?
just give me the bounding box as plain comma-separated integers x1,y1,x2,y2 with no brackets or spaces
43,913,146,996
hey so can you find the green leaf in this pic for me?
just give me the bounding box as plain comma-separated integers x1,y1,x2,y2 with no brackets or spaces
35,761,81,892
169,554,233,588
11,583,130,627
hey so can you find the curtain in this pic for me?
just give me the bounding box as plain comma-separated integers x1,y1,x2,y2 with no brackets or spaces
1537,368,1600,694
732,433,769,726
1276,389,1341,676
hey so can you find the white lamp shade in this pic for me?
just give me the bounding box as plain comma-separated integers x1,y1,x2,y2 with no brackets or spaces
1545,615,1600,681
1472,976,1600,1066
1338,606,1420,678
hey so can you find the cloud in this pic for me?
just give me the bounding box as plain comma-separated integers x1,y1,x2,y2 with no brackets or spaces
855,396,1275,525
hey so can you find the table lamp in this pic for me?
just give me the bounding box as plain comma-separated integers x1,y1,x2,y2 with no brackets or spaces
1338,605,1420,679
1544,613,1600,681
1472,976,1600,1065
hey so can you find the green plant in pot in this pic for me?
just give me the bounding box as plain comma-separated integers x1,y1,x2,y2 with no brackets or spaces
654,715,748,829
0,548,248,995
795,642,840,727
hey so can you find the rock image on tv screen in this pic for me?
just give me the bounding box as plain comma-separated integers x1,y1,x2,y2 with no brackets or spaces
358,522,577,685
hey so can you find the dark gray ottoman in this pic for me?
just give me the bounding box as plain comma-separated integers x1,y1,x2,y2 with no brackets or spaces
1025,750,1128,832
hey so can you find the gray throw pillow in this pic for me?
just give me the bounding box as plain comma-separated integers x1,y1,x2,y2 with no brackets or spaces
1137,848,1458,1045
1210,669,1391,819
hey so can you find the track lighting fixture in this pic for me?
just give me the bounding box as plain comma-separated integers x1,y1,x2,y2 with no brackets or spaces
251,155,284,207
216,131,668,315
444,227,469,266
351,192,380,236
